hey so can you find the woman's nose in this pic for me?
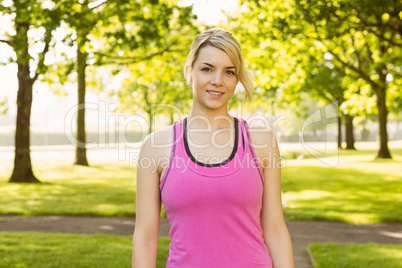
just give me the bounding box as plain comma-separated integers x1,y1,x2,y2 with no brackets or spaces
210,73,223,86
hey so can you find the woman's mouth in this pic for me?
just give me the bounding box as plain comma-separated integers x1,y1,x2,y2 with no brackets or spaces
207,90,224,97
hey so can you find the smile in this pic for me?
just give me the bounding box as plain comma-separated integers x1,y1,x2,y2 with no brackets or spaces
207,90,224,96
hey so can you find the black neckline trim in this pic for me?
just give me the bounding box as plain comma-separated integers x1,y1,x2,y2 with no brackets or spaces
183,117,239,167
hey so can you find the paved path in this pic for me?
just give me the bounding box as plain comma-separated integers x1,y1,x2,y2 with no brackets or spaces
1,216,401,268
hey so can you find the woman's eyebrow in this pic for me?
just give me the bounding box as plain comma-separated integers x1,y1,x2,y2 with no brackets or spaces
201,62,214,67
201,62,236,69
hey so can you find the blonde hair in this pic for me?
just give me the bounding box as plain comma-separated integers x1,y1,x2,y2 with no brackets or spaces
184,28,253,101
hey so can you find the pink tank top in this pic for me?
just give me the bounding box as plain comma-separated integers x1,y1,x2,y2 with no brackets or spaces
160,117,272,268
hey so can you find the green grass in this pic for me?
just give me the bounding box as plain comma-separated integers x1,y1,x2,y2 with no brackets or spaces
282,165,402,223
0,142,401,223
281,144,402,223
0,162,137,216
309,243,402,268
0,232,170,268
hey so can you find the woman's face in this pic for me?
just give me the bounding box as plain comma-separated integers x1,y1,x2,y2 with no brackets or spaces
188,45,238,112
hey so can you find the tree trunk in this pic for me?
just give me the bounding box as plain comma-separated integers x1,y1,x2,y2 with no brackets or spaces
271,100,276,117
9,21,40,183
147,108,153,134
337,115,342,149
170,110,174,125
74,42,89,166
143,89,153,134
345,114,356,150
375,84,392,158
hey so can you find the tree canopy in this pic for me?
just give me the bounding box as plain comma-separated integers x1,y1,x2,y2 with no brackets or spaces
226,0,402,158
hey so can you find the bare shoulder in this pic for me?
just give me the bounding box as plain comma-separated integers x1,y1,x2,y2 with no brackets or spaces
246,121,278,149
139,125,174,156
246,121,280,170
138,124,174,174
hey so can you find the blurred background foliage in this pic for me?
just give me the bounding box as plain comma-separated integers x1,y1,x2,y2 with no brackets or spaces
0,0,401,182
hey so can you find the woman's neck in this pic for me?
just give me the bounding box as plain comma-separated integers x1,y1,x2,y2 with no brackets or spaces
187,111,234,131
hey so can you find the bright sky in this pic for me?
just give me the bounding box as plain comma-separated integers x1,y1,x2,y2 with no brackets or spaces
180,0,238,25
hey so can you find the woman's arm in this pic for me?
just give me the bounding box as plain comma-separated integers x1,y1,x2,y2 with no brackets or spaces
253,128,295,268
132,133,162,268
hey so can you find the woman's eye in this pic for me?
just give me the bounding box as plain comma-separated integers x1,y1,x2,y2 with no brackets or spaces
201,67,211,72
226,70,235,75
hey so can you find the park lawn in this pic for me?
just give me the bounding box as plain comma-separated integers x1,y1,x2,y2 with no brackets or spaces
281,145,402,223
0,143,400,223
0,232,170,268
0,162,137,216
309,243,402,268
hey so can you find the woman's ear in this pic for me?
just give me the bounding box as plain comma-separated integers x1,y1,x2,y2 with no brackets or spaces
184,65,192,84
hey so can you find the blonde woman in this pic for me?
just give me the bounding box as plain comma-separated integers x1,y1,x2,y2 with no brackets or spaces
132,28,294,268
